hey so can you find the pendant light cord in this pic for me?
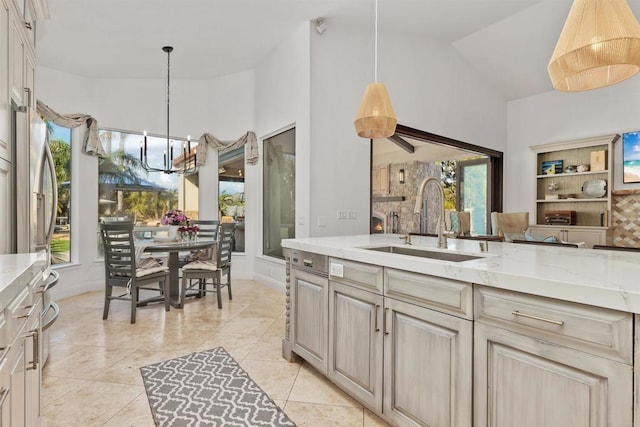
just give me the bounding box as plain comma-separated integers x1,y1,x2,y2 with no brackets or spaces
374,0,378,83
166,48,171,154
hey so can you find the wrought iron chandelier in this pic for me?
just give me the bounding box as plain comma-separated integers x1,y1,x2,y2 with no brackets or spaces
140,46,196,174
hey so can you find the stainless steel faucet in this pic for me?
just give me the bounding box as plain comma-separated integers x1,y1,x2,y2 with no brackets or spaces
414,177,448,249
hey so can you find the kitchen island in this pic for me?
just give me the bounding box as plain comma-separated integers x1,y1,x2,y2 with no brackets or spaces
281,234,640,427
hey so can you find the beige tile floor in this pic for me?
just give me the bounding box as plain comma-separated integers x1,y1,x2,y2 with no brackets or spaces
42,279,391,426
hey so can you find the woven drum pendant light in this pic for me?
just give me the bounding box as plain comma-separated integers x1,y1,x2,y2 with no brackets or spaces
354,0,397,138
548,0,640,92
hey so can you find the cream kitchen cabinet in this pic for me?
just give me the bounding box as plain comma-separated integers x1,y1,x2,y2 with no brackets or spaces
0,158,12,255
8,0,35,110
474,286,632,427
372,165,390,195
1,0,10,158
527,224,611,248
328,280,383,411
9,16,25,106
327,260,473,426
383,297,472,427
383,268,472,427
290,257,329,374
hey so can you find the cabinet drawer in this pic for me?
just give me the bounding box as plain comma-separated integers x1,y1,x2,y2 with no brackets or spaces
5,288,33,334
384,268,473,319
475,285,632,364
329,258,382,294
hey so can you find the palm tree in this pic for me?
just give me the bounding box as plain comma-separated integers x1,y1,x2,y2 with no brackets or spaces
99,151,143,214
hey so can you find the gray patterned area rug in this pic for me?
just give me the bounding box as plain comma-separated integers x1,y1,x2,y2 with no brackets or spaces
140,347,296,427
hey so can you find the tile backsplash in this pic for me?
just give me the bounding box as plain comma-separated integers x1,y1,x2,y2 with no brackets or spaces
612,190,640,247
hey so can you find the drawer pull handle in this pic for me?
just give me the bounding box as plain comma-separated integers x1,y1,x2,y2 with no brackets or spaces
17,304,37,319
512,310,564,326
0,386,9,407
374,305,380,332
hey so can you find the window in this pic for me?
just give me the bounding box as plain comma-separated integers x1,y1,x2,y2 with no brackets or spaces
97,129,187,224
48,123,71,265
263,128,295,259
219,147,245,253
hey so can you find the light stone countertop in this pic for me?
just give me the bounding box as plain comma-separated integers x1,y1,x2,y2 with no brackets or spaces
0,252,48,312
282,234,640,313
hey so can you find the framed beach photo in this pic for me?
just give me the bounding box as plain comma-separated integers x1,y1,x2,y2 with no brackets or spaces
623,131,640,183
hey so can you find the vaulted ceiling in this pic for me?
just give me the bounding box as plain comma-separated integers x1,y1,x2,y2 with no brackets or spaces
36,0,640,101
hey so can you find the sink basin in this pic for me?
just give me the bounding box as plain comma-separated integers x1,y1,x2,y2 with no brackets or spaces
363,245,483,262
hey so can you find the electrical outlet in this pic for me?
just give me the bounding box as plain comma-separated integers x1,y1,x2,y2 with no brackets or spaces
337,210,348,219
348,210,357,219
330,262,344,278
298,216,305,225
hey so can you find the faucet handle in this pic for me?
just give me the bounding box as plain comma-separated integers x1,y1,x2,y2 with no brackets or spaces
399,234,412,245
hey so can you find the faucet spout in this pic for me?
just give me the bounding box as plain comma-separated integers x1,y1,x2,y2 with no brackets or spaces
414,177,448,249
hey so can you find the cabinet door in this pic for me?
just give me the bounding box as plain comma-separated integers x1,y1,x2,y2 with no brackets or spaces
474,322,632,427
372,165,389,194
9,17,24,105
23,300,41,426
383,297,473,427
0,0,9,157
8,339,25,427
328,281,383,411
0,356,10,426
0,158,11,255
291,269,328,374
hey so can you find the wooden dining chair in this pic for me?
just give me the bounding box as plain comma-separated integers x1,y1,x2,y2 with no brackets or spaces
191,219,219,240
180,222,235,309
178,219,220,267
100,221,170,323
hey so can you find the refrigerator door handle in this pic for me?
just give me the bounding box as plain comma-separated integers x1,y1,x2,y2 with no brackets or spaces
43,142,58,247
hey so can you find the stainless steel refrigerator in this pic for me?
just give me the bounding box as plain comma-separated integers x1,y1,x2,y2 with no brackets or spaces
28,110,60,365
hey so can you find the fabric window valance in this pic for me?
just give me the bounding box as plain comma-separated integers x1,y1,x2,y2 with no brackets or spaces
197,131,258,166
36,100,105,157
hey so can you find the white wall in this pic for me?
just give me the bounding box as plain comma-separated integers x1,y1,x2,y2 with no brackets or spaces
506,78,640,217
308,21,507,237
252,22,311,289
36,66,255,299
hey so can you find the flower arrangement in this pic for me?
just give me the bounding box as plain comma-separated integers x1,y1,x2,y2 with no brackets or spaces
161,209,189,226
177,225,199,241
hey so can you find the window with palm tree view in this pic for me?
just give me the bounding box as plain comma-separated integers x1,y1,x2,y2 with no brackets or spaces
97,129,247,254
98,129,183,226
49,123,71,265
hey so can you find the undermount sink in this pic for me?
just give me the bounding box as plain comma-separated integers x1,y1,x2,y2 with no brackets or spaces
363,245,483,262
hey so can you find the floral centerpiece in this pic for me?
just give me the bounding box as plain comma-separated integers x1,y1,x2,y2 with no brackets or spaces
177,225,199,241
161,209,189,226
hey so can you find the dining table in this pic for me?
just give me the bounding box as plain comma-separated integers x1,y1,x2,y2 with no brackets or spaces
140,238,217,308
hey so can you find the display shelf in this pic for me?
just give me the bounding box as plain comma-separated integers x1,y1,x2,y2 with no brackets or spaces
536,199,608,203
530,134,618,228
536,170,608,179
